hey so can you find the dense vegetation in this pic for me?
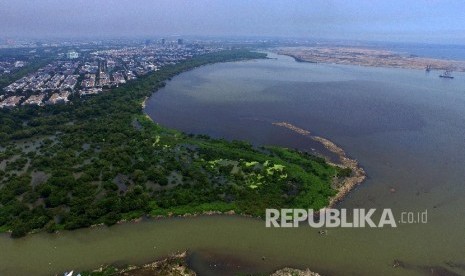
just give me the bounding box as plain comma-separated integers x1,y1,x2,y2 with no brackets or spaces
0,50,342,238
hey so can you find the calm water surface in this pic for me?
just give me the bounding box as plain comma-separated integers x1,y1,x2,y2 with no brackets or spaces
2,53,465,276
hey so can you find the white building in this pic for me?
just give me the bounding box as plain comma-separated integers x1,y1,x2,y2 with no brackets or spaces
67,50,79,59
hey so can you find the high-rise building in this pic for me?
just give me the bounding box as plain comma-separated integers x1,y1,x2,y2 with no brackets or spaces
161,38,165,45
177,38,183,45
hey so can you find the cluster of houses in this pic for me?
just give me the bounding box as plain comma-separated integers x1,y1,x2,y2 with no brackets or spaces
1,42,223,108
1,61,79,108
0,59,27,76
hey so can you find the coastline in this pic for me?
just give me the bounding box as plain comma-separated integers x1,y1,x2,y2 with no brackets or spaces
275,47,465,72
0,51,364,237
142,59,365,213
1,52,362,276
141,96,154,122
138,65,365,220
104,120,366,228
84,251,195,276
285,54,317,64
0,50,272,238
141,96,148,109
272,122,366,207
82,250,322,276
2,48,463,276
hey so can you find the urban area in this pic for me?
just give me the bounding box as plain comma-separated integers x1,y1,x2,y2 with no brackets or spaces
0,38,223,108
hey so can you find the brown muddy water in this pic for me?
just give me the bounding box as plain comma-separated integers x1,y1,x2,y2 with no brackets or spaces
2,53,465,276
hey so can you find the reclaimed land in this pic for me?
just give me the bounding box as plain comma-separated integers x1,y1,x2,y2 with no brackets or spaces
0,50,356,238
277,46,465,71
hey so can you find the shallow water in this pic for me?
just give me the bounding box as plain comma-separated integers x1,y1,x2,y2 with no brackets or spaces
2,53,465,276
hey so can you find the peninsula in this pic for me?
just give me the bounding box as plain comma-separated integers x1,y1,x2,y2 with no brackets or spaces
0,50,359,238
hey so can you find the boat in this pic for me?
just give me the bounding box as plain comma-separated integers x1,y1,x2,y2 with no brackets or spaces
425,65,432,72
439,70,454,79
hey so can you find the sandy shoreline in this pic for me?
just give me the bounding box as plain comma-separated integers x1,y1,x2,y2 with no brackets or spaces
141,96,148,109
275,46,465,72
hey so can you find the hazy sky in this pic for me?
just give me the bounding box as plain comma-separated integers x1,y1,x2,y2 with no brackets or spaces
1,0,465,43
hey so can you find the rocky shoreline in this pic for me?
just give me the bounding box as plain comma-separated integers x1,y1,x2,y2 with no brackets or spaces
83,251,194,276
272,122,366,207
271,267,321,276
82,251,321,276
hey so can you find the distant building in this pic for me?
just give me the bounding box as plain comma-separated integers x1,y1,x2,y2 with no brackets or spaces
161,38,165,45
177,38,183,45
14,61,25,67
67,50,79,59
145,39,151,46
98,59,108,74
